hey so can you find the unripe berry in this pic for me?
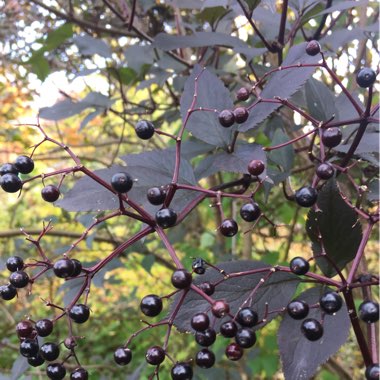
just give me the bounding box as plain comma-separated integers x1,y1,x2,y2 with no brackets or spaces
305,40,321,56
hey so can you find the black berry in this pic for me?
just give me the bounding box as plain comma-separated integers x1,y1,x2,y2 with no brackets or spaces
69,304,90,324
0,284,17,300
220,218,238,237
6,256,24,272
212,300,230,318
195,348,215,368
359,301,379,323
289,257,310,275
135,120,155,140
70,368,88,380
111,172,133,193
247,159,265,176
140,294,163,317
9,270,29,288
191,312,210,332
295,186,318,207
240,202,261,222
16,320,34,338
71,259,82,277
316,162,334,180
171,362,193,380
233,107,249,123
301,318,323,341
40,342,60,361
14,156,34,174
225,343,243,361
218,109,235,128
155,208,177,228
0,173,22,193
0,163,18,176
195,328,216,346
53,258,75,278
114,347,132,365
305,40,321,56
20,338,39,358
237,307,258,327
192,258,205,275
321,127,342,148
365,363,380,380
198,281,215,296
171,269,192,289
145,346,165,365
236,87,250,101
28,354,45,367
356,67,377,88
46,363,66,380
220,320,238,338
35,319,54,337
147,186,166,205
319,292,343,314
235,328,256,348
41,185,60,202
287,300,309,320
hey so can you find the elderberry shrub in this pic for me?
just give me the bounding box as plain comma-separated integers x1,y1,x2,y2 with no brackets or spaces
41,185,60,202
219,218,238,237
319,292,343,314
171,269,192,289
140,294,163,317
289,256,310,275
114,347,132,365
6,256,24,272
171,362,193,380
225,343,244,361
356,67,377,88
135,120,155,139
301,319,324,341
195,348,215,368
14,155,34,174
359,301,379,323
218,109,235,127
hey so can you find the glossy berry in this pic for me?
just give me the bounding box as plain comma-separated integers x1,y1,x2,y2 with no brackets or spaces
114,347,132,365
14,156,34,174
198,282,215,296
171,269,192,289
40,342,60,361
365,363,380,380
20,339,39,358
287,300,309,320
233,107,249,123
46,363,66,380
35,319,54,337
155,208,177,228
319,292,343,314
316,162,334,180
6,256,24,272
71,259,82,277
147,186,166,205
192,258,206,275
64,337,76,350
0,284,17,300
53,258,75,279
295,186,318,207
196,348,215,368
9,270,29,288
225,343,243,361
220,320,238,338
70,368,89,380
321,127,342,148
218,109,235,128
305,40,321,56
212,300,230,318
191,312,210,332
41,185,60,202
28,354,45,367
69,304,90,324
111,172,133,193
301,318,323,341
247,159,265,176
359,301,379,323
289,257,310,275
171,362,193,380
235,328,257,348
195,328,216,346
240,202,261,222
140,294,163,317
0,173,22,193
220,218,238,237
0,163,18,176
237,307,259,327
16,320,34,338
356,68,377,88
236,87,250,101
145,346,165,365
135,120,155,140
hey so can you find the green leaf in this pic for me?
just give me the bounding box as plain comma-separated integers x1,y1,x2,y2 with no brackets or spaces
306,179,362,277
27,52,50,81
141,254,155,274
40,23,73,51
108,67,137,85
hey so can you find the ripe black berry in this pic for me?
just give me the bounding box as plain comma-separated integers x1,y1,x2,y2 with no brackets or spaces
356,68,377,88
212,300,230,318
195,328,216,346
305,40,321,56
316,162,334,180
145,346,165,365
236,87,250,101
16,320,34,338
321,127,342,148
135,120,155,140
0,284,17,300
14,156,34,174
69,304,90,324
192,258,206,275
359,301,379,323
220,218,238,237
46,363,66,380
198,281,215,296
235,328,257,348
41,185,60,202
295,186,318,207
70,368,89,380
319,292,343,314
140,294,163,317
287,300,309,320
233,107,249,123
218,109,235,128
28,354,45,367
147,186,166,205
9,270,29,288
237,307,258,327
40,342,60,361
240,202,261,222
0,163,18,176
365,363,380,380
301,318,323,341
171,269,192,289
171,362,193,380
195,348,215,368
53,258,75,278
111,172,133,193
114,347,132,365
191,312,210,332
289,257,310,275
225,343,243,361
20,338,39,358
0,173,22,193
247,159,265,176
71,259,82,277
6,256,24,272
155,208,177,228
220,320,238,338
35,319,54,337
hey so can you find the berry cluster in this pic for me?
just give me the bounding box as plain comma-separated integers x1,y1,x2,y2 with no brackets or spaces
0,155,34,193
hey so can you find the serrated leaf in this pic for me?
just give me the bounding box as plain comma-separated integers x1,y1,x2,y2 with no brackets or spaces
333,132,379,155
171,260,300,332
306,179,362,277
278,286,350,380
180,64,234,148
73,34,112,58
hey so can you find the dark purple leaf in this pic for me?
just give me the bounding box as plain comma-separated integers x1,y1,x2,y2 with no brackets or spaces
278,286,350,380
268,129,294,172
334,132,379,155
306,179,362,277
171,260,300,333
321,28,367,52
73,34,112,58
11,355,29,380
